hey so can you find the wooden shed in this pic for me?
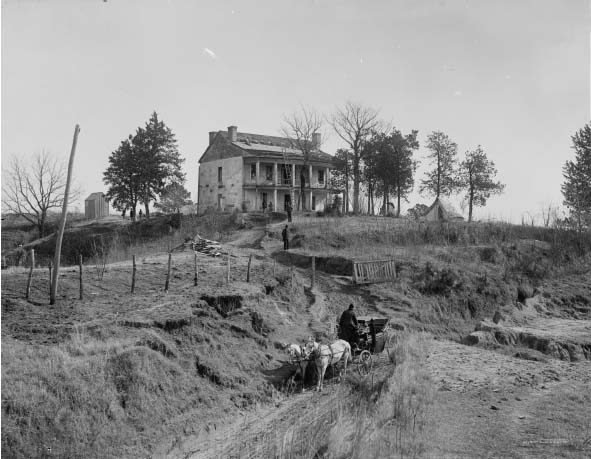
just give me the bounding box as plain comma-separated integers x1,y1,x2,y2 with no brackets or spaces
85,192,109,220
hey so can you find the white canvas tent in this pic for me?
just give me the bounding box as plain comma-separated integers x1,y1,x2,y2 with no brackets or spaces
422,197,464,222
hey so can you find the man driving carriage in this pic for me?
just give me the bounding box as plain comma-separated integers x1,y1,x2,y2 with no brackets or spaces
338,304,360,349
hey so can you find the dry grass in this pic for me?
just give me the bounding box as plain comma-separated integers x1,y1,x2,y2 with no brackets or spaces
290,215,591,263
258,332,436,459
1,306,276,459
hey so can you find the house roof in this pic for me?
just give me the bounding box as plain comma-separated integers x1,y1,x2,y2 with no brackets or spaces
85,192,106,201
201,130,335,164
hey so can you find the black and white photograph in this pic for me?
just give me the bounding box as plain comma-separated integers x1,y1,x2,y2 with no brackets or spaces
1,0,590,458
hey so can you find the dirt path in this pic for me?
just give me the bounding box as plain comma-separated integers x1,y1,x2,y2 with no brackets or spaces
159,336,591,459
425,339,591,458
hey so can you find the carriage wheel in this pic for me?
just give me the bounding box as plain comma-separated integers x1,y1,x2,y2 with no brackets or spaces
357,350,372,376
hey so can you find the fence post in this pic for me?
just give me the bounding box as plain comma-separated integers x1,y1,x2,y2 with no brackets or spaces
247,254,252,282
226,254,231,283
311,256,315,289
193,252,198,286
352,261,357,284
131,254,137,293
48,261,53,298
79,254,83,300
26,249,35,301
164,252,172,292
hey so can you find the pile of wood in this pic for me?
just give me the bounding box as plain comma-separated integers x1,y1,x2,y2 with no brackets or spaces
171,235,225,257
192,236,224,257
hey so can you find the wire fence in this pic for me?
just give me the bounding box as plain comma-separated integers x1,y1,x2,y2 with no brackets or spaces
1,247,294,309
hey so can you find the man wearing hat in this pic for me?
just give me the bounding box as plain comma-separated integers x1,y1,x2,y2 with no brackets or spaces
338,304,359,348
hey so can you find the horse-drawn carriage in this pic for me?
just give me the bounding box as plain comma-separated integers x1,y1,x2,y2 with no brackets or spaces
267,316,394,393
339,316,393,376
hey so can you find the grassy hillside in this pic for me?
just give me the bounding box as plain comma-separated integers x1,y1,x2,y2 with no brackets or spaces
2,214,590,458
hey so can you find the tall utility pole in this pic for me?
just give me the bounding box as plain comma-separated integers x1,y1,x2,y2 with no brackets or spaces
50,124,80,305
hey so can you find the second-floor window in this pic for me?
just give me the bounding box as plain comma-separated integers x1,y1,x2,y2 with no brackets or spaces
266,165,273,181
218,166,223,183
318,169,325,185
250,164,257,180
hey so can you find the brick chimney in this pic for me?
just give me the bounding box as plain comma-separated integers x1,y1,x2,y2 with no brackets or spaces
312,132,321,149
228,125,237,142
209,131,217,145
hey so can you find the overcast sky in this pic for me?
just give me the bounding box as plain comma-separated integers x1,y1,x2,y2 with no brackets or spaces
2,0,589,222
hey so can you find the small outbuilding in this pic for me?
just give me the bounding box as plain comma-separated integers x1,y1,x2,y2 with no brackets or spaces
85,192,109,220
422,197,464,222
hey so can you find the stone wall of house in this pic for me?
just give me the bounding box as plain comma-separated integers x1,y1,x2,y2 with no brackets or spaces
198,156,244,212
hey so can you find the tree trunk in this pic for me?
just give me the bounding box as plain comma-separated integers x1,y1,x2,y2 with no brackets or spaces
353,154,360,214
397,185,401,217
300,169,306,211
436,153,441,198
468,190,474,223
144,199,150,218
38,211,47,238
344,152,349,214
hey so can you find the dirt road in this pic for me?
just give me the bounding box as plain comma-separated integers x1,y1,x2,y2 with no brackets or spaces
160,335,590,459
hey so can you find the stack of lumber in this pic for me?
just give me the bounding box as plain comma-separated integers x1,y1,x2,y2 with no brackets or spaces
171,235,225,257
191,236,223,257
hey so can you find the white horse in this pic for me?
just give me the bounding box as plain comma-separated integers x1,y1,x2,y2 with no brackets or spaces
305,339,351,392
283,343,310,392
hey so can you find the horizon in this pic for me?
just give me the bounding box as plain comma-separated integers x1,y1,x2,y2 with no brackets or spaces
2,0,590,224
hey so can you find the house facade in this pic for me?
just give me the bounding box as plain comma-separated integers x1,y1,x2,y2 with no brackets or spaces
198,126,337,213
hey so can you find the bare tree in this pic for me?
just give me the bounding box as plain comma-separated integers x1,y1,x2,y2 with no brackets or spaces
521,211,536,227
2,152,79,238
281,106,324,211
330,101,381,214
540,202,559,228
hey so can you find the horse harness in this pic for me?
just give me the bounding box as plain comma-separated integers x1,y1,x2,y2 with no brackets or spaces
313,344,339,367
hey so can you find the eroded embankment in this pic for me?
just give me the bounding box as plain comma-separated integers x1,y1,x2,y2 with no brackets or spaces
462,287,591,361
272,250,353,276
1,273,318,459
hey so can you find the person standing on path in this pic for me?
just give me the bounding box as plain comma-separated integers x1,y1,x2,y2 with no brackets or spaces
282,225,289,250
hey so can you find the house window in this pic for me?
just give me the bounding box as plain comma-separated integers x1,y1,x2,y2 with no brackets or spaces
318,170,325,185
266,165,273,181
312,196,316,210
250,164,257,180
282,165,290,184
218,167,223,183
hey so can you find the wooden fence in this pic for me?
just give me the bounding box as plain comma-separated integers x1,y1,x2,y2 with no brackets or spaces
352,259,397,284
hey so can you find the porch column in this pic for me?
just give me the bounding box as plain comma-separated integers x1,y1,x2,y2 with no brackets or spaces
291,164,295,187
256,161,260,185
309,165,314,210
273,189,277,212
274,162,278,185
326,167,330,189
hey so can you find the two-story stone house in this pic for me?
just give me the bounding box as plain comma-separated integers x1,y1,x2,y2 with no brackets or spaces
198,126,336,213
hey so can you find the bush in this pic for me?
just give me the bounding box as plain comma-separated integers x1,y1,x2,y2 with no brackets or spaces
414,263,462,295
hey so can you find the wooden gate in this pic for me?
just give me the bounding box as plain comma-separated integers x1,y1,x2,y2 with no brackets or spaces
353,259,397,284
